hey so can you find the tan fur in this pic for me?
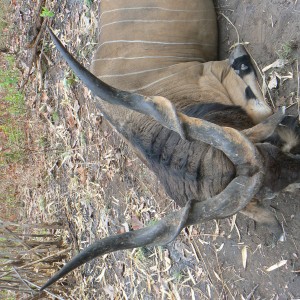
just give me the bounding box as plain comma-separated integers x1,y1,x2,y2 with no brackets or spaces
41,1,300,289
89,0,275,229
48,3,292,245
91,0,271,127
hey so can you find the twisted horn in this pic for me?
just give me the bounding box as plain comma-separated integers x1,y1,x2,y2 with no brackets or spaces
41,28,285,292
41,171,261,291
47,27,263,168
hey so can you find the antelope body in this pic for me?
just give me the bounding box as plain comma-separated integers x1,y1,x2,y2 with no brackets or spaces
41,0,300,290
92,0,273,207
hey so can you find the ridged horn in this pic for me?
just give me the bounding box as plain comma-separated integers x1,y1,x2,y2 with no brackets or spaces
40,170,262,291
41,27,281,292
47,27,263,167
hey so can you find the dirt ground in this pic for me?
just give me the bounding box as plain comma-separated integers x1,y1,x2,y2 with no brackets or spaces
15,0,299,299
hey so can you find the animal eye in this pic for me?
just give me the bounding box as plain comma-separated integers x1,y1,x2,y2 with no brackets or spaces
241,64,248,71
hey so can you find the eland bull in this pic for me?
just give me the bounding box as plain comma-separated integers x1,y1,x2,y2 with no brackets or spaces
41,0,300,290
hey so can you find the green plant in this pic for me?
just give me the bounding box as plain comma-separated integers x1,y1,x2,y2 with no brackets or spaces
64,71,77,87
1,193,16,206
40,7,55,18
0,0,11,50
39,197,47,211
0,290,15,300
1,150,24,165
51,111,59,123
135,247,146,261
277,41,297,60
38,136,49,148
173,270,184,282
0,55,25,116
85,0,93,7
0,55,26,166
147,219,159,226
0,125,24,146
80,132,87,146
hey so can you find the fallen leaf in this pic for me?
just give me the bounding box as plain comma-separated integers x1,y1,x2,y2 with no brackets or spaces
41,91,49,102
73,100,80,113
216,243,224,252
242,246,248,269
103,285,114,300
268,73,278,89
213,220,219,241
266,260,287,272
83,86,91,98
163,249,171,272
131,214,144,230
262,74,268,97
213,270,221,281
66,108,76,129
121,222,130,232
67,114,76,128
95,268,106,283
275,71,293,82
76,166,87,184
262,59,289,72
230,214,237,232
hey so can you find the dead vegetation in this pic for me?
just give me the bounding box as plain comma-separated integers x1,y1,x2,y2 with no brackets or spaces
0,221,69,299
1,0,299,299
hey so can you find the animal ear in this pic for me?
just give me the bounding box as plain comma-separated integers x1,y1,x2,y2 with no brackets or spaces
229,45,263,101
229,45,272,123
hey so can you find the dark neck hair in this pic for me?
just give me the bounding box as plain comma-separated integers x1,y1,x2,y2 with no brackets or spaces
183,103,254,130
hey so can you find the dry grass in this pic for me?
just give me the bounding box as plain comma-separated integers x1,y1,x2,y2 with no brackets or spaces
23,2,221,298
0,1,71,298
0,0,11,51
3,0,300,299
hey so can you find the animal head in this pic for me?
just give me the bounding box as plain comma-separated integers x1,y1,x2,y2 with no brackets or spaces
40,0,300,291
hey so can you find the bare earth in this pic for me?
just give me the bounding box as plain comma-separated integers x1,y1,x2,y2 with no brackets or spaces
20,0,300,299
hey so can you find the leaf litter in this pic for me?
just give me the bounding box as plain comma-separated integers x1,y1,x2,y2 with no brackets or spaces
10,0,300,299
